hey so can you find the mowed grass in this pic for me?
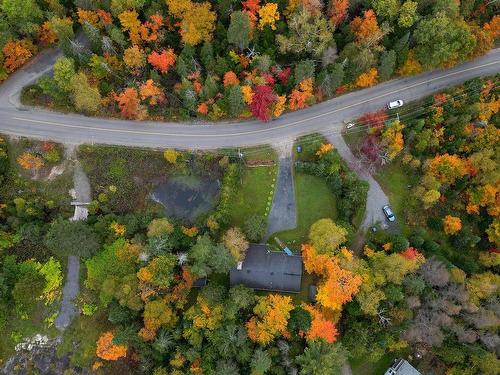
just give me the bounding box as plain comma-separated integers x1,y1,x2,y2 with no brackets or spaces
270,173,337,252
228,165,277,228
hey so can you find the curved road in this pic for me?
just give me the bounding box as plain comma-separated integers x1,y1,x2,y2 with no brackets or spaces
0,48,498,149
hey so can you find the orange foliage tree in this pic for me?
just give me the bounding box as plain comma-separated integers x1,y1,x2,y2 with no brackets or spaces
147,49,176,74
3,40,35,73
38,21,57,45
302,244,362,311
288,78,314,111
223,71,240,86
302,304,338,343
139,80,162,105
247,294,293,345
96,331,127,361
329,0,349,26
242,0,261,27
17,152,44,171
349,9,381,45
114,88,141,119
398,50,422,76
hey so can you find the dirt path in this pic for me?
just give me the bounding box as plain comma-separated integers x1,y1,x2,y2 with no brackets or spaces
266,142,297,240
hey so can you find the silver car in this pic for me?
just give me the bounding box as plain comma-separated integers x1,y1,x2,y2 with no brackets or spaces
383,205,396,222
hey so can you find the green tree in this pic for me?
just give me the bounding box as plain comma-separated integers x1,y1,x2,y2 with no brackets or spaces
244,215,267,242
1,0,43,35
53,57,75,93
309,219,348,254
372,0,400,20
378,50,396,81
227,85,246,117
294,60,316,84
277,8,333,57
227,11,251,50
296,341,348,375
251,348,272,375
398,1,419,28
413,12,476,68
70,72,102,113
45,219,101,258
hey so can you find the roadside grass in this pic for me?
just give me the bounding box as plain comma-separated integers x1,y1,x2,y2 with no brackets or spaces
269,173,338,252
228,165,277,229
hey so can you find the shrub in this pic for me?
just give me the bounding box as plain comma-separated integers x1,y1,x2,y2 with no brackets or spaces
244,215,267,242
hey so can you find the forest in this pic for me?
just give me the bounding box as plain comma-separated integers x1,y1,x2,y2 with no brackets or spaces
0,0,497,121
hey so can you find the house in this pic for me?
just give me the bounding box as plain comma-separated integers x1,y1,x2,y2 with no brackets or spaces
384,359,421,375
229,244,303,293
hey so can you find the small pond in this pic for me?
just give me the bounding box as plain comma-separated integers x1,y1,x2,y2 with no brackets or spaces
151,175,220,222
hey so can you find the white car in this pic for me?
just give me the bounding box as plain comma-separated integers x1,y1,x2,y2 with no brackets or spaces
345,122,355,129
387,100,404,109
383,205,396,222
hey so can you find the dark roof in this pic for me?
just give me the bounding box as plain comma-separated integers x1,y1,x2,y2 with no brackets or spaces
193,277,208,288
230,244,303,293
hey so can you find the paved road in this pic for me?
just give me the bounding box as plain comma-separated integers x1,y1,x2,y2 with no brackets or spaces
0,47,498,148
266,142,297,239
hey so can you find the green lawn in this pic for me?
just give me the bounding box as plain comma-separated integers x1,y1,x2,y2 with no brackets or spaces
228,165,277,228
350,353,395,375
270,173,338,252
375,161,415,235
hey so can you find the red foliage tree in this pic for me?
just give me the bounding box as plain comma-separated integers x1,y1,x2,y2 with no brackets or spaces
329,0,349,27
250,85,276,122
358,109,388,130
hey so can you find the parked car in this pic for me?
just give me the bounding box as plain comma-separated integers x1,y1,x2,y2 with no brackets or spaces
345,122,355,129
382,205,396,222
387,100,404,109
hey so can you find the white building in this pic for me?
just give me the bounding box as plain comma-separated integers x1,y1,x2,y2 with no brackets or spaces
384,359,421,375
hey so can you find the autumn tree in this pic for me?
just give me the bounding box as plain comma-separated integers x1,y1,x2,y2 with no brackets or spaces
355,68,378,88
258,3,279,30
148,49,176,74
350,10,383,46
309,219,347,255
96,331,127,360
147,218,174,238
443,215,462,235
250,85,276,122
426,153,468,185
114,88,142,119
139,79,162,105
17,152,44,172
119,10,141,45
165,0,216,46
246,294,293,345
380,120,405,160
3,40,34,73
223,227,249,262
302,244,362,311
302,304,338,343
123,45,146,69
140,298,178,341
329,0,349,27
227,11,251,50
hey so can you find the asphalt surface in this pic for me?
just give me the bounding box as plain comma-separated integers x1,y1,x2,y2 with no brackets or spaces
0,47,498,149
266,143,297,239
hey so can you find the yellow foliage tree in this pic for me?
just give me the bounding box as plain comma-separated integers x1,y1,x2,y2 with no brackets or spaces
443,215,462,235
355,68,378,88
164,149,179,164
119,10,141,45
258,3,280,30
